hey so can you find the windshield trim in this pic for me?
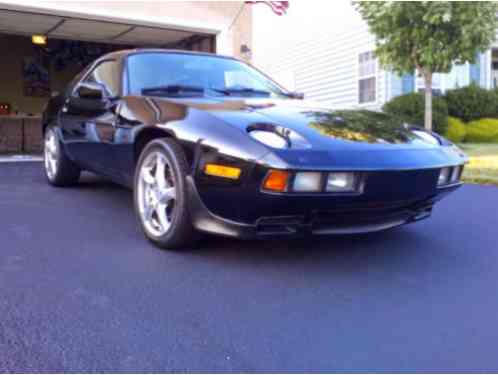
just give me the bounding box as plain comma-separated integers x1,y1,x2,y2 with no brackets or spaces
123,51,291,98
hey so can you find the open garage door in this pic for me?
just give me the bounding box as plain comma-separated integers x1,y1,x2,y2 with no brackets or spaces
0,8,216,50
0,8,216,155
0,9,216,53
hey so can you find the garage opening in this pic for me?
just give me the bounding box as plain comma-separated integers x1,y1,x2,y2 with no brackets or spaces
0,8,216,156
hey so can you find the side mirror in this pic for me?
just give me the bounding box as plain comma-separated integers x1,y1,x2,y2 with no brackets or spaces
288,91,304,100
76,82,106,100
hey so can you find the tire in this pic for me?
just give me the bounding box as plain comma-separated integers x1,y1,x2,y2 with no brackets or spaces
44,126,81,186
134,138,197,250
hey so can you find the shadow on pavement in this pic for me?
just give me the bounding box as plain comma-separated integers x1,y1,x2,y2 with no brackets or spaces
77,171,428,267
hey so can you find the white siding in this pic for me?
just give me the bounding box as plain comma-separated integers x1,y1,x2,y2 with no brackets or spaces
253,2,494,108
253,3,388,110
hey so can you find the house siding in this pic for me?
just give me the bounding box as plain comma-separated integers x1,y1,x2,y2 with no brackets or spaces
253,3,495,110
254,18,388,110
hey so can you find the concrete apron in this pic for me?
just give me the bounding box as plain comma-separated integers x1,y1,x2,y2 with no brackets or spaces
0,154,43,163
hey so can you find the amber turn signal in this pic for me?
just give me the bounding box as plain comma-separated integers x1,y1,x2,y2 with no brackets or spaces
204,164,241,180
263,170,290,192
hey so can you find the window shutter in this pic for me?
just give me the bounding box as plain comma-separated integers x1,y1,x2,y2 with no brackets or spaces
401,73,414,94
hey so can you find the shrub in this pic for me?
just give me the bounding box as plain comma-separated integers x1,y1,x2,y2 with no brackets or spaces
445,84,498,122
382,92,448,135
465,118,498,143
445,117,467,143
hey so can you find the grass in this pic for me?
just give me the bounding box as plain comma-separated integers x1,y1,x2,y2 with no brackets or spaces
458,143,498,186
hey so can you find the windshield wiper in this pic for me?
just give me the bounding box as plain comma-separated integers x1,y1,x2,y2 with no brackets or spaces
141,84,205,96
210,87,272,97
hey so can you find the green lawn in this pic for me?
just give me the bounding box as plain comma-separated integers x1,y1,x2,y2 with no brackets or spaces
459,143,498,186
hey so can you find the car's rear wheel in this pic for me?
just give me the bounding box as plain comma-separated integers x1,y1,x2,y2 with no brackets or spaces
134,138,196,250
44,126,81,186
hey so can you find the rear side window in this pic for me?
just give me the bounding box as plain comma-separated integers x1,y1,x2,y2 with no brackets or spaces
84,60,121,97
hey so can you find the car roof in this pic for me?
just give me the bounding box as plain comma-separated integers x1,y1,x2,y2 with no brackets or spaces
98,48,238,63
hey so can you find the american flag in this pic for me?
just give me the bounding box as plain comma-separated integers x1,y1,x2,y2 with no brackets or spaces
245,1,289,16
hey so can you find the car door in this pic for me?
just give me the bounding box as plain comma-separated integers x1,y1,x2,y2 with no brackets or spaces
59,59,121,175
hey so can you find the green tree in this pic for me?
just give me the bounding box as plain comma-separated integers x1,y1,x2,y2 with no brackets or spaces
355,1,498,131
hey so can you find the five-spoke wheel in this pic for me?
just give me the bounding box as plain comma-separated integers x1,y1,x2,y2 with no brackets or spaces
134,138,196,249
43,126,81,186
44,128,59,181
137,151,177,236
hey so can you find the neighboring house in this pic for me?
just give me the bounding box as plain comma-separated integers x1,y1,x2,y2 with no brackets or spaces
253,2,497,111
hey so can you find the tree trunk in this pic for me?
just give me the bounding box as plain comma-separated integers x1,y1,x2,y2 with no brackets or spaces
424,72,433,132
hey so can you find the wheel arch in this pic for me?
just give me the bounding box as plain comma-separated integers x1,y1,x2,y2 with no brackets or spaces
41,112,53,135
133,126,194,168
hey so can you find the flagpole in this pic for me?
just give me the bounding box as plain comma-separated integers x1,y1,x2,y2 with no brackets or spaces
228,2,246,30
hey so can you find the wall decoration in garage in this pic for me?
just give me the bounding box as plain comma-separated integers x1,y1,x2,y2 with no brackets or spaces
22,56,50,97
0,103,11,115
37,40,126,71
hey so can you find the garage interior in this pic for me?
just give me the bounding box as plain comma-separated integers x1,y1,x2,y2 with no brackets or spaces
0,8,216,154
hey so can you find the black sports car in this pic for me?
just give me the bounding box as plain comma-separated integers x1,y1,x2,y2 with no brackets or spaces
42,49,467,249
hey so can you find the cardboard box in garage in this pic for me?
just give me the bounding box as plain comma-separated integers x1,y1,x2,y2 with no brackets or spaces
0,116,42,153
0,116,23,153
23,117,43,153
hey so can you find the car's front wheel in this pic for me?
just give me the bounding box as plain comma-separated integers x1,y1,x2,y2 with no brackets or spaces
134,138,196,250
44,126,81,186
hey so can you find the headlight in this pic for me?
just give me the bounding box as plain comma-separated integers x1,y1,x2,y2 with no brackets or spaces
450,165,462,183
438,165,463,186
293,172,322,192
326,172,357,192
412,130,441,145
438,167,451,185
248,124,311,149
262,170,362,194
249,130,288,149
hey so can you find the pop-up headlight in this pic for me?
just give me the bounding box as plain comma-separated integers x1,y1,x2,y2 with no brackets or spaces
249,130,288,149
248,124,310,149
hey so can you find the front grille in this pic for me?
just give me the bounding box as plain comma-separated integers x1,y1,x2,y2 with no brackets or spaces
312,199,433,233
313,208,411,228
362,169,439,200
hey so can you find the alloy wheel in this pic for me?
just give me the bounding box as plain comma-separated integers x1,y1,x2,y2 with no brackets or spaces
137,151,177,237
44,129,59,181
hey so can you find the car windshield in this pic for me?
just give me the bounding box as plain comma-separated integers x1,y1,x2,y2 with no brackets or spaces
127,52,289,98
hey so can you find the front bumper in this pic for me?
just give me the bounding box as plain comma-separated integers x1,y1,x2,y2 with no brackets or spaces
187,176,461,239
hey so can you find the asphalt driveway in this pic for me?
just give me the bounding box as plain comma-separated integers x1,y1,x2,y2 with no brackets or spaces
1,162,498,372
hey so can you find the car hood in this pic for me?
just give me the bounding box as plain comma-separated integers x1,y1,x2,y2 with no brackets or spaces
149,96,467,169
172,97,439,150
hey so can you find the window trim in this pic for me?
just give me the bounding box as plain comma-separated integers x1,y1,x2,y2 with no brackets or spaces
72,58,122,98
357,50,378,106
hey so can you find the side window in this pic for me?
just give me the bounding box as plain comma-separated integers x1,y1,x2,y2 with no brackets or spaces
84,60,120,97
